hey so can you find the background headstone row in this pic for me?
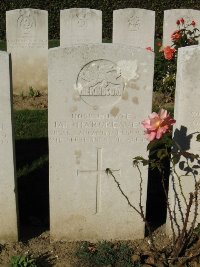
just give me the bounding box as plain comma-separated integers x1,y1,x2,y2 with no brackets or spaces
5,8,200,94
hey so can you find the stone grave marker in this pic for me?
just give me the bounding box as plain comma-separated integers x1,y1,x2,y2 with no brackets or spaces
163,9,200,46
167,45,200,232
48,44,154,241
60,8,102,46
6,8,48,95
0,51,18,242
113,8,155,49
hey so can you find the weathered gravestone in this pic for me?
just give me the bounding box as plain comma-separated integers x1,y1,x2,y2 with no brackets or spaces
6,9,48,95
113,8,155,49
49,44,154,241
0,52,18,242
163,9,200,46
60,8,102,47
167,45,200,232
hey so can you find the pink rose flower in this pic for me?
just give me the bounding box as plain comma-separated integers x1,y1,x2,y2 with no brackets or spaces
163,46,176,60
180,18,184,24
141,109,176,141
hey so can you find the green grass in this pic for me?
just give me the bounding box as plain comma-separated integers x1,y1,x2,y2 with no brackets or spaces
48,39,59,48
14,110,48,140
103,38,112,43
0,40,6,51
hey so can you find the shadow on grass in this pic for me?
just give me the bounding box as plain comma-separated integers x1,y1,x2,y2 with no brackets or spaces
15,138,48,170
15,138,49,240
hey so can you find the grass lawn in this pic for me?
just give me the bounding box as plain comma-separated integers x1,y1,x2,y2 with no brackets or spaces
0,40,6,51
14,110,48,140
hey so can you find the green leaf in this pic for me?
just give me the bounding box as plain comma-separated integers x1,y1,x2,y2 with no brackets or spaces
157,149,168,160
133,156,149,166
196,134,200,142
172,154,181,165
147,139,162,151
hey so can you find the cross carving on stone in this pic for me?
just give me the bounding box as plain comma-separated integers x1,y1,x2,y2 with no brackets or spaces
77,148,121,214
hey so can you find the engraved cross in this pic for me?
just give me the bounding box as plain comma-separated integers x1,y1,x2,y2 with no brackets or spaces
77,148,121,214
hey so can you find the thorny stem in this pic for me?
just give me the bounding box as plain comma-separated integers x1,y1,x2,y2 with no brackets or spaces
171,140,200,254
186,178,200,247
170,139,200,250
171,193,194,259
173,164,187,206
159,168,176,245
171,172,184,229
136,164,143,216
105,168,141,214
105,167,159,256
173,250,200,266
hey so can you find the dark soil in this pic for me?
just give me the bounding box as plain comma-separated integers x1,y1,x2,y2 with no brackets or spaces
0,228,170,266
13,92,173,111
13,94,48,110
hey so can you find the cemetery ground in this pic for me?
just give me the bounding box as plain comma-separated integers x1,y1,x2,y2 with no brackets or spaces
0,93,199,267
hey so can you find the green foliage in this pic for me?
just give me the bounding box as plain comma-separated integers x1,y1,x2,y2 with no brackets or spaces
76,241,141,267
154,47,177,100
48,39,60,48
196,134,200,142
28,87,40,98
172,24,200,48
10,255,37,267
147,133,173,152
14,110,48,140
0,40,6,51
154,21,200,100
133,156,149,166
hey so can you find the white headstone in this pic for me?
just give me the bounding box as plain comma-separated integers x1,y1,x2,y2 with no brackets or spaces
6,8,48,95
49,44,154,241
113,8,155,49
167,45,200,232
60,8,102,47
163,9,200,46
0,52,18,242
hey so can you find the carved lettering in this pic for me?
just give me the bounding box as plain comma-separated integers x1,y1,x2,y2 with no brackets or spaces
17,10,36,36
76,60,125,107
128,14,140,31
75,12,88,28
50,113,145,144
